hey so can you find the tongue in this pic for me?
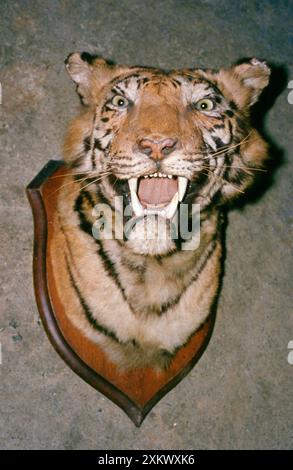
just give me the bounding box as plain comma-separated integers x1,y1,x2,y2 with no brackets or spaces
138,178,178,207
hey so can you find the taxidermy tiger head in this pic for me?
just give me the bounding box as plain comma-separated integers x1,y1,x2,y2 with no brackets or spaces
64,52,270,256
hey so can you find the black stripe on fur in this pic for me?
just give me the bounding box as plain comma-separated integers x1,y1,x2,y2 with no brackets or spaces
65,255,122,343
151,235,219,315
74,191,128,302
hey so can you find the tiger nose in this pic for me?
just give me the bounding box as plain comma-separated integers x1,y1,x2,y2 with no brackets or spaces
138,137,178,160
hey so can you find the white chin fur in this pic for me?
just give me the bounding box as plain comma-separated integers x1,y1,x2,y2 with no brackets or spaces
125,215,176,255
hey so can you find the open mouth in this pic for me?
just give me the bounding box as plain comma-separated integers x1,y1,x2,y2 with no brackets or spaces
128,172,188,219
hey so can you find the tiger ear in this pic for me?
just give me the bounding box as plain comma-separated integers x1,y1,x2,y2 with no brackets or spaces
230,58,271,107
65,52,118,106
217,58,271,110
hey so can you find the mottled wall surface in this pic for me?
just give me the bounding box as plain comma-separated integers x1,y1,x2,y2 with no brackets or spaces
0,0,292,449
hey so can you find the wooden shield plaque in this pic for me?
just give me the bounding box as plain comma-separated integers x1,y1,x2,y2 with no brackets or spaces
26,160,216,426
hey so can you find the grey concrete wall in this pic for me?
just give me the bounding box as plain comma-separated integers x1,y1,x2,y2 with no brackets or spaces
0,0,292,449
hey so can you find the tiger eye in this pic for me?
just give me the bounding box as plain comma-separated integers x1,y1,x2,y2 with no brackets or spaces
195,98,214,111
112,95,129,108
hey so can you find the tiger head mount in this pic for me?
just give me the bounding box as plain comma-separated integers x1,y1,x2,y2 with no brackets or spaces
52,53,270,370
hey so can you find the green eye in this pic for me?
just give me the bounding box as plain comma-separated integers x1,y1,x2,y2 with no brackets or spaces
112,95,129,108
195,98,214,111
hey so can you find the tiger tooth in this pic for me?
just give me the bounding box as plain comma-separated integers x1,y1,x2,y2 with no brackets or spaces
165,192,179,219
167,175,172,179
128,177,144,216
178,176,188,202
128,177,138,192
130,189,144,217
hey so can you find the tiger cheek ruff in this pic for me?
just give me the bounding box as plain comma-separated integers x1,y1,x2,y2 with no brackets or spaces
52,52,270,371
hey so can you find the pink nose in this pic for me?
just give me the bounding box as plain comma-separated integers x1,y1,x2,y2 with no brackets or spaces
138,137,178,160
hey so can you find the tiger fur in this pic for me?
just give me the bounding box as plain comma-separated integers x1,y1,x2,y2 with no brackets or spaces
51,52,270,370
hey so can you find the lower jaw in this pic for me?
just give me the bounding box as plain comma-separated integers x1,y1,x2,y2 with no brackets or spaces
138,198,179,219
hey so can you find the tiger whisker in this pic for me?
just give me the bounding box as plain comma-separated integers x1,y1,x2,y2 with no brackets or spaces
201,164,267,173
112,176,119,188
48,171,111,197
200,132,253,161
49,170,110,179
48,174,92,196
78,173,111,192
63,173,112,199
202,168,245,194
223,165,267,172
